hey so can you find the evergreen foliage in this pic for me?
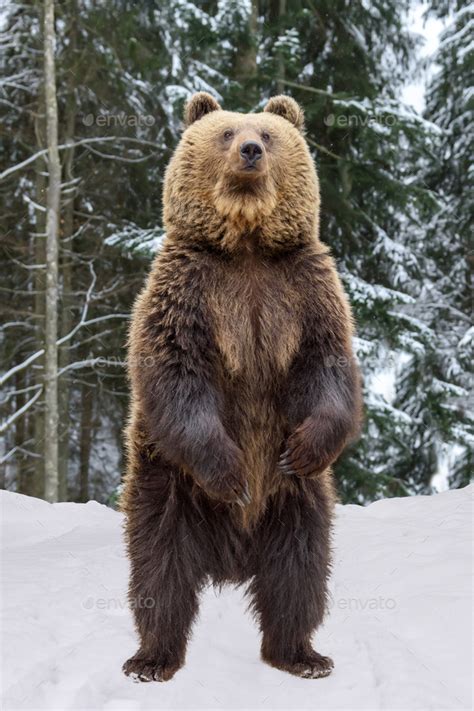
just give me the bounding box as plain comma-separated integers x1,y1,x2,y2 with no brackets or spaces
0,0,471,503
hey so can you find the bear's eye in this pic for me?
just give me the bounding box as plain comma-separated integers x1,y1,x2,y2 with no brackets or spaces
223,130,234,141
261,131,271,143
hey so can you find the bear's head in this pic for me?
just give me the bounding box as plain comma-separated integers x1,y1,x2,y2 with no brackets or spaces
163,92,320,253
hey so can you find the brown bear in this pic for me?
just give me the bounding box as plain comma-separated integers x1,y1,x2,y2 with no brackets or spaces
121,92,362,683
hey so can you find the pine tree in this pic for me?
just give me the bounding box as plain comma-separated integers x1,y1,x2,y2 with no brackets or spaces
416,0,473,489
249,0,442,501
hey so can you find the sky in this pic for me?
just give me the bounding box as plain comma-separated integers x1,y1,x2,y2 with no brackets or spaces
401,2,446,113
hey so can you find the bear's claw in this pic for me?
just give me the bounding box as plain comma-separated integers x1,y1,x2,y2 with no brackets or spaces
263,649,334,679
123,655,181,683
236,481,252,507
278,452,297,477
296,654,334,679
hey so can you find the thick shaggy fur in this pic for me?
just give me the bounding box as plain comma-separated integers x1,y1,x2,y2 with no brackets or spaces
121,93,363,682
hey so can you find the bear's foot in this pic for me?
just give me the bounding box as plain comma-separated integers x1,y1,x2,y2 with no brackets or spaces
122,653,182,683
262,647,334,679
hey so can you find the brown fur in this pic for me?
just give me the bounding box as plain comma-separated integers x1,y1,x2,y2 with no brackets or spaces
121,93,363,682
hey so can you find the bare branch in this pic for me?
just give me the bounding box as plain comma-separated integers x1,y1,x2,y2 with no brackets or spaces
85,144,160,164
0,136,159,182
0,313,129,386
58,357,124,376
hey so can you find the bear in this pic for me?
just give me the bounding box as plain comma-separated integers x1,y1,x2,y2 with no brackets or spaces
121,92,362,683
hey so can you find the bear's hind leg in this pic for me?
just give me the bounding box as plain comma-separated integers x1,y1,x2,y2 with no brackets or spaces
248,482,334,679
122,456,206,682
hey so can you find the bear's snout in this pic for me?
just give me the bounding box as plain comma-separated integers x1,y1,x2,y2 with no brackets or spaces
240,140,263,168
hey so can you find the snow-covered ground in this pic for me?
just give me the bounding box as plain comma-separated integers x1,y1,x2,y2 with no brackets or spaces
1,486,472,710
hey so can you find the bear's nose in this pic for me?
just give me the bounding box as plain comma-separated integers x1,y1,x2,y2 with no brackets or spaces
240,140,263,163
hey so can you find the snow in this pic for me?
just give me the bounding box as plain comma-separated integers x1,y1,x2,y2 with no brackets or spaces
1,486,472,710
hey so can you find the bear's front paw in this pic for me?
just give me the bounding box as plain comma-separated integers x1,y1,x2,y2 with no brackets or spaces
194,442,250,506
202,468,251,507
278,417,341,478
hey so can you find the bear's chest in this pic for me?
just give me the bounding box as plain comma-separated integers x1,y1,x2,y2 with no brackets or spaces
209,257,302,380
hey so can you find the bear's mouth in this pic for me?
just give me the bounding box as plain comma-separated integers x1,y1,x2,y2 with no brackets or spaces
234,162,267,181
230,151,268,180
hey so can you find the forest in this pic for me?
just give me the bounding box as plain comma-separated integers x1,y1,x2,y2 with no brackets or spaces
0,0,472,505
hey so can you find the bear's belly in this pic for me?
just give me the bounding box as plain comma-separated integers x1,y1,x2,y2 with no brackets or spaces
209,258,302,525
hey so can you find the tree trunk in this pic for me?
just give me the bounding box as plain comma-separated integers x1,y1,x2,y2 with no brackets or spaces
79,384,93,502
28,71,48,499
15,366,27,492
43,0,61,503
58,10,78,501
275,0,286,95
57,186,73,502
234,0,258,107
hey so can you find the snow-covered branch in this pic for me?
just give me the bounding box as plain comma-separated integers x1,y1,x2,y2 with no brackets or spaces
0,386,43,434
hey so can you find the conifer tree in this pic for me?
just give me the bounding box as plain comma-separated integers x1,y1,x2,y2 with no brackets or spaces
416,0,473,489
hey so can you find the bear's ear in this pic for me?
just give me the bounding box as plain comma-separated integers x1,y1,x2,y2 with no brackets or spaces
184,92,222,126
263,95,304,131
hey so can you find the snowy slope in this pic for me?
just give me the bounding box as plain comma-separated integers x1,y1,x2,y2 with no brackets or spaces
1,486,472,711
